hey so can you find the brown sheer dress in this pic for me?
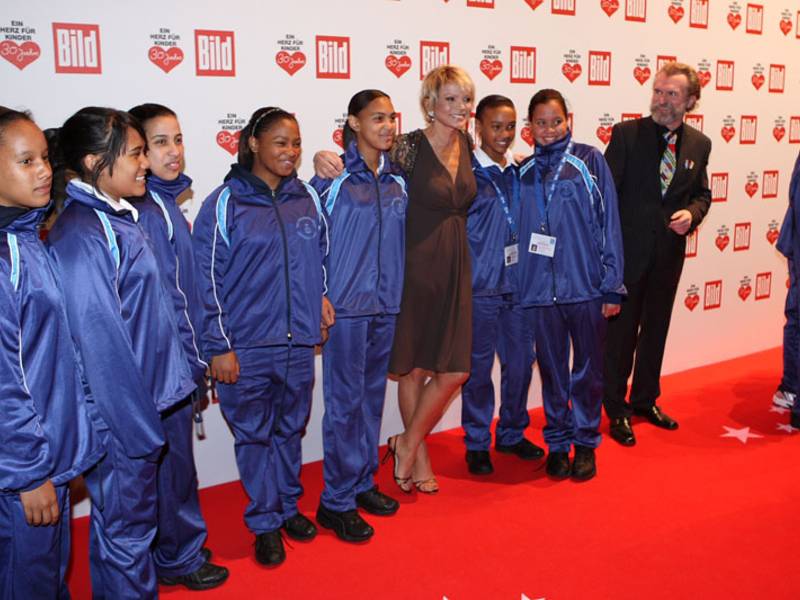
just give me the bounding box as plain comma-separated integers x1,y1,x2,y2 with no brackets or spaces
388,130,477,375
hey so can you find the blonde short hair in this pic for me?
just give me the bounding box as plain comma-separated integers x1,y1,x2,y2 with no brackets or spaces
420,65,475,123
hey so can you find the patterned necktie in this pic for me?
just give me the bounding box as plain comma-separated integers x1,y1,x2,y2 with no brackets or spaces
660,131,677,196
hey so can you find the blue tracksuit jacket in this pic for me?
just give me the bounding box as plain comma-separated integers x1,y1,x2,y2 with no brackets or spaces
48,181,196,460
193,165,327,355
518,133,625,307
310,140,407,316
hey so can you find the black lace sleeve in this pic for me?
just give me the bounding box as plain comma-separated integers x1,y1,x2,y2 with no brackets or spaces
390,129,424,177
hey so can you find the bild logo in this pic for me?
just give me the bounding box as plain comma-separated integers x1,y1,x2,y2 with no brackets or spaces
195,30,235,76
762,170,778,198
420,41,449,79
685,229,698,257
711,173,728,202
510,46,536,83
588,51,611,85
704,280,722,310
684,114,703,132
754,272,771,300
689,0,709,27
790,116,800,143
733,222,751,251
316,36,350,79
552,0,577,15
626,0,647,21
740,115,757,144
746,3,764,34
716,60,734,90
52,23,101,74
768,64,785,93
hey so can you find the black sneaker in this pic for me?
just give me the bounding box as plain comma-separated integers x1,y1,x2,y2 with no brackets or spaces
356,487,399,516
545,451,571,479
465,450,494,475
254,530,285,566
571,445,597,481
158,561,229,591
316,504,374,543
495,438,545,460
282,512,317,541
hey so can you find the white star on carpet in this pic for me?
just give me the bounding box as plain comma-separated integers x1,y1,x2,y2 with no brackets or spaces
720,426,763,444
770,406,789,415
776,423,798,433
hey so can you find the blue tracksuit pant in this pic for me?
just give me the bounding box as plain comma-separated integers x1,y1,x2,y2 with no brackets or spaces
321,315,396,512
782,265,798,394
528,299,606,452
217,346,314,534
84,432,159,600
0,485,70,600
153,395,208,578
461,295,535,450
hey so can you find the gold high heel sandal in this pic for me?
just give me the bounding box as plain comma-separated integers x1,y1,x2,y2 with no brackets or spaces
382,435,413,494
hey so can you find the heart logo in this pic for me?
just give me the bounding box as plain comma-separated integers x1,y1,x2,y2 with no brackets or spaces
216,130,241,156
668,5,684,23
524,0,544,9
751,73,764,90
520,126,534,147
766,229,779,244
596,126,612,145
721,126,736,143
148,46,184,73
727,12,742,29
684,293,699,311
697,70,711,87
774,126,786,142
633,66,651,85
332,128,344,149
601,0,619,17
744,181,758,197
562,62,582,82
385,54,411,78
0,40,41,70
780,18,792,35
738,284,751,300
715,234,729,251
276,51,306,76
480,59,503,81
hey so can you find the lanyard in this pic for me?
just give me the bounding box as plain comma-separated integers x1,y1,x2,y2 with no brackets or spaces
489,171,519,243
535,140,573,233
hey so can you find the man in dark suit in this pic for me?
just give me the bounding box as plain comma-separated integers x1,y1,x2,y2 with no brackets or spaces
603,63,711,446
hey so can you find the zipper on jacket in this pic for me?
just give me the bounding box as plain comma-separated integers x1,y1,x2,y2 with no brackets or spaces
545,176,557,304
373,174,383,313
270,188,293,341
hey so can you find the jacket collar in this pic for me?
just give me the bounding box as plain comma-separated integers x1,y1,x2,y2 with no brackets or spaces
343,140,401,176
147,172,192,202
0,204,50,233
65,180,139,221
472,147,516,173
224,163,304,202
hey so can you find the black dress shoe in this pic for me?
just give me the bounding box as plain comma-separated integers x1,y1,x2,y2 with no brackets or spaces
609,416,636,446
571,445,597,481
545,451,571,479
282,513,317,541
200,547,212,563
495,438,545,460
791,412,800,429
316,504,374,543
633,405,679,430
158,561,229,591
465,450,494,475
254,531,285,566
356,487,399,516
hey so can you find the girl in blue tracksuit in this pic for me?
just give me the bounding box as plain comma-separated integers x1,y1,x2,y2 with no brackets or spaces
193,107,329,567
518,89,625,482
48,107,196,600
461,95,542,476
0,108,102,600
127,103,227,591
310,90,407,542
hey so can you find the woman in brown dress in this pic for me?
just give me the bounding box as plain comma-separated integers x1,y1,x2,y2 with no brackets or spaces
314,66,477,494
386,66,477,493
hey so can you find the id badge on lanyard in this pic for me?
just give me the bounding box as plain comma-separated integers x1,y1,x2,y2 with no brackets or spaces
491,175,519,266
529,141,572,258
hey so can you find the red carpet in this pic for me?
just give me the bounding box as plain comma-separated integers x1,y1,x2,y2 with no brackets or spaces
67,348,798,599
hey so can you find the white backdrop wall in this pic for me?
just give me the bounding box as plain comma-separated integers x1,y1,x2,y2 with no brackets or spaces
2,0,796,516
